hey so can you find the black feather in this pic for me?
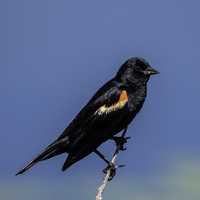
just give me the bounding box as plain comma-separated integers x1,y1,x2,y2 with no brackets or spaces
16,57,158,175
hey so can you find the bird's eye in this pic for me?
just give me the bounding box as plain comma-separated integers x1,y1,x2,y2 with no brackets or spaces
136,60,147,71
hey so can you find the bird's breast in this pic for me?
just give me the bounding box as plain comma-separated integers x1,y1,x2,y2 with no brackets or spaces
127,85,147,114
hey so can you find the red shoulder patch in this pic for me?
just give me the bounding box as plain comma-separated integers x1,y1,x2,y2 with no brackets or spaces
96,90,128,115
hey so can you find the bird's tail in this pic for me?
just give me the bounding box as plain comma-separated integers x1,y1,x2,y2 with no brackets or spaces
16,138,69,176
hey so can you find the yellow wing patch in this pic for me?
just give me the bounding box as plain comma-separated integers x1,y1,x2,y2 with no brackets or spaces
96,90,128,115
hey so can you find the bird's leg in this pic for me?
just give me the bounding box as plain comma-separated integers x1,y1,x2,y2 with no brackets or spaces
94,150,118,180
111,136,131,151
102,128,129,181
94,150,110,165
94,150,124,181
111,128,130,151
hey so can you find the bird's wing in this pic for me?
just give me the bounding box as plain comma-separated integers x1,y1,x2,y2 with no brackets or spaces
61,81,130,171
16,80,129,175
57,80,127,141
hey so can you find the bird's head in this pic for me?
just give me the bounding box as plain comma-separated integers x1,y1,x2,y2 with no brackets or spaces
116,57,159,86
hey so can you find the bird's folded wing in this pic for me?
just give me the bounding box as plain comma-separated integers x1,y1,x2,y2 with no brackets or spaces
57,83,128,140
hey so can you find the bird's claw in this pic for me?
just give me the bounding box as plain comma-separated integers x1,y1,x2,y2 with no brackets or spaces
103,163,116,181
103,163,126,181
112,136,131,151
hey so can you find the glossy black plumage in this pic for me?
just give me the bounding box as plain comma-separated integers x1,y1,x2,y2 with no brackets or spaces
16,57,159,175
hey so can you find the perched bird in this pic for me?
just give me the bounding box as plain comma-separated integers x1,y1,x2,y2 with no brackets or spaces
16,57,159,176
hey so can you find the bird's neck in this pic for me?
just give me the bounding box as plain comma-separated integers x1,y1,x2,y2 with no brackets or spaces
116,74,148,89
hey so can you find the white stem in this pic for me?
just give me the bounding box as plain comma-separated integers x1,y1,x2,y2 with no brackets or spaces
96,129,128,200
96,153,118,200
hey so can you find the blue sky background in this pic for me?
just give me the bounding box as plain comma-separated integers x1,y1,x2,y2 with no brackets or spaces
1,0,200,199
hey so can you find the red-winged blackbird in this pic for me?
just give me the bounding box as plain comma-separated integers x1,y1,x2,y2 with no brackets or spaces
16,57,159,175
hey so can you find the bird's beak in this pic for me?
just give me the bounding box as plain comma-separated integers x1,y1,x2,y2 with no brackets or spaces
144,66,159,75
